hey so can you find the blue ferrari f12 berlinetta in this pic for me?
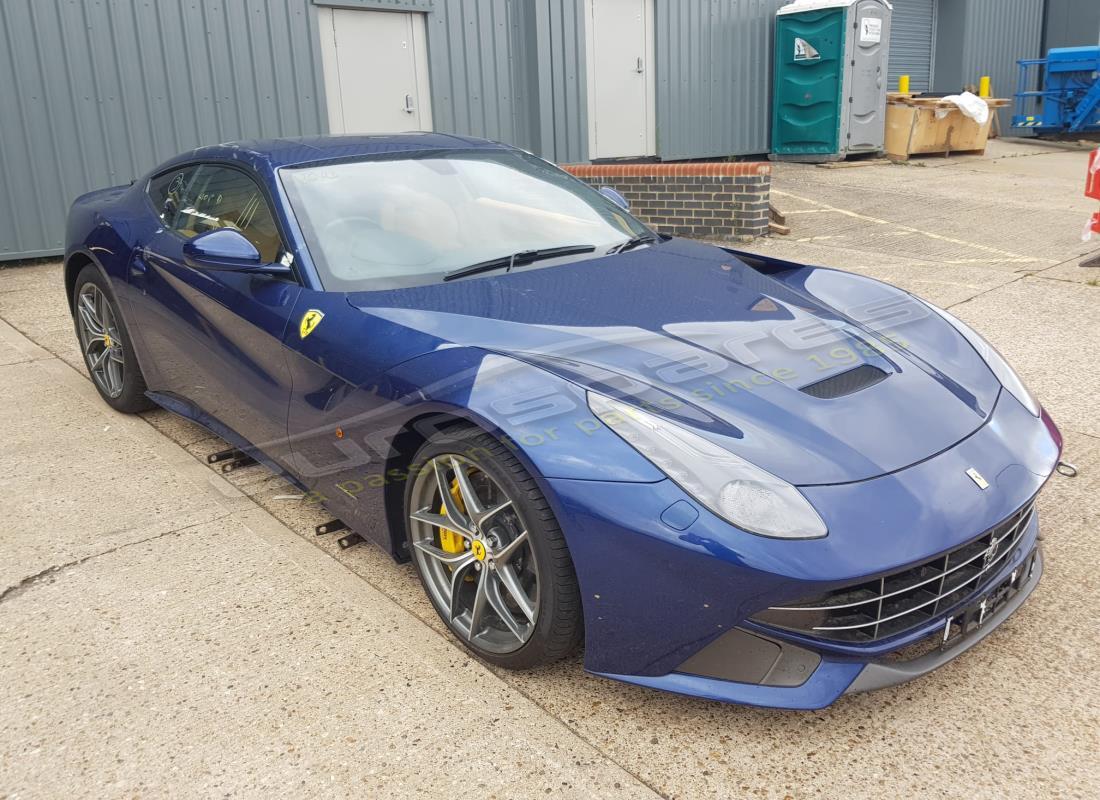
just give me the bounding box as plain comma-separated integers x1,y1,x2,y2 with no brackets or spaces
65,133,1063,709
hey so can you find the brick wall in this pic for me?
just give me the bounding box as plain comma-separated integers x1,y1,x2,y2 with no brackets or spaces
561,162,771,240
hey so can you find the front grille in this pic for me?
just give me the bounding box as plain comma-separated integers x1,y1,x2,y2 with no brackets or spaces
753,501,1036,643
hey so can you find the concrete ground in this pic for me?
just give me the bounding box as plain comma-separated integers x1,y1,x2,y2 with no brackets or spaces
1,138,1098,799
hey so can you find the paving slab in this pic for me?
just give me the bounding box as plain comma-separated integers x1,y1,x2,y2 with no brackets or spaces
739,237,1021,307
770,185,1062,270
769,140,1098,273
0,325,659,800
0,515,660,800
0,262,64,295
1032,249,1100,284
947,276,1100,440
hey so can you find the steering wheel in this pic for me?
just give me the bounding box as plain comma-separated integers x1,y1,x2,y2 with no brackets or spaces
319,216,438,282
320,217,382,271
323,216,380,236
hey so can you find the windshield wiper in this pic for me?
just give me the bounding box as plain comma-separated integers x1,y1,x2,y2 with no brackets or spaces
442,244,596,281
608,233,660,255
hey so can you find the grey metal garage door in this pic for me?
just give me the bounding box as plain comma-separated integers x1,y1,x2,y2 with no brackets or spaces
888,0,936,92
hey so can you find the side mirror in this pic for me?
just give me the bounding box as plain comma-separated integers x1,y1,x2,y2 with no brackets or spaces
183,229,262,269
598,186,630,211
181,229,293,277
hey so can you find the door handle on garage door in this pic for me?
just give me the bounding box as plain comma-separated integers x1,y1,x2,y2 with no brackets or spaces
404,93,415,114
635,57,644,74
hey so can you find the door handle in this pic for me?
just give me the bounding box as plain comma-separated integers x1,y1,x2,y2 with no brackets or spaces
635,57,644,74
129,248,150,287
404,93,415,114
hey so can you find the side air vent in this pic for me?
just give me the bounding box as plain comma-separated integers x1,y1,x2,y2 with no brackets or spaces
800,364,888,399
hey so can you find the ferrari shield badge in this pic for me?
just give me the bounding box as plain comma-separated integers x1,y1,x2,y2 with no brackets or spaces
299,309,324,339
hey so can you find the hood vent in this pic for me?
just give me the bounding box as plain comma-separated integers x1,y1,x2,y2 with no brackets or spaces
800,364,888,399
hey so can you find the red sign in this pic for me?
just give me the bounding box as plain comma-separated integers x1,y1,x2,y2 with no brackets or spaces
1087,149,1100,200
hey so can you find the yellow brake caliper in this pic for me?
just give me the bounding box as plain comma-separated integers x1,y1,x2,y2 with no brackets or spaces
439,478,467,555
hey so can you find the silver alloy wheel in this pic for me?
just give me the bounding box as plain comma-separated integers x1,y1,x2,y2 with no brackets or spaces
76,283,125,399
408,454,539,653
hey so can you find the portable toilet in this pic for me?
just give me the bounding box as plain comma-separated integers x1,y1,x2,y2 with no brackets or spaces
771,0,892,161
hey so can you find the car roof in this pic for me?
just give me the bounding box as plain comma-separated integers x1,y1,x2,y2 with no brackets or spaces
158,132,516,174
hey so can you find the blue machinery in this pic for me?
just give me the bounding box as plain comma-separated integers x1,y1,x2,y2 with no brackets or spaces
1013,46,1100,135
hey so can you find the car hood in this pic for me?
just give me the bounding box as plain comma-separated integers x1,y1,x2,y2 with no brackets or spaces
347,238,1001,485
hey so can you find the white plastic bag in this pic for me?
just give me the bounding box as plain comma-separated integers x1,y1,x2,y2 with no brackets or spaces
939,91,990,125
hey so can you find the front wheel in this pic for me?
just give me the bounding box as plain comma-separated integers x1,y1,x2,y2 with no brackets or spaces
72,264,154,413
405,426,582,669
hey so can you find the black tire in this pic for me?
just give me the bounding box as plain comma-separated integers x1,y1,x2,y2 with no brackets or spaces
72,263,155,413
404,424,583,669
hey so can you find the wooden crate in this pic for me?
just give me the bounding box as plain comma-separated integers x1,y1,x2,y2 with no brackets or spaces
884,95,1009,162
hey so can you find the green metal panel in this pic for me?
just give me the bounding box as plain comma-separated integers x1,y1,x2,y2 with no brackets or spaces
771,8,846,154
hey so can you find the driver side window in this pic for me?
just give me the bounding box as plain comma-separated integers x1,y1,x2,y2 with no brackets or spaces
146,164,282,263
148,165,199,226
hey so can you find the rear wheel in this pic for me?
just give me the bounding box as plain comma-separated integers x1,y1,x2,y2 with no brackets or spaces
72,264,153,413
405,426,582,669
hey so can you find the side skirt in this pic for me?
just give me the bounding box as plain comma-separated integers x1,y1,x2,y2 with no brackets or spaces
145,390,405,561
145,390,308,493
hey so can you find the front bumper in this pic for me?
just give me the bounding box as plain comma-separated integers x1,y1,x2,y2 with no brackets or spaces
845,545,1042,694
594,541,1042,710
543,392,1058,709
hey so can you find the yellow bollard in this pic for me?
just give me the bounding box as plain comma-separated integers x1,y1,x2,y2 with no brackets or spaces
898,74,910,94
979,76,991,98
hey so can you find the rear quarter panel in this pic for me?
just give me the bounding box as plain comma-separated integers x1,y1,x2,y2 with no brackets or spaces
64,182,154,309
65,180,168,391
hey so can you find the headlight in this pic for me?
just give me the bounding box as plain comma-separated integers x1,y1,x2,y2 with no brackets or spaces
587,393,827,539
923,301,1040,416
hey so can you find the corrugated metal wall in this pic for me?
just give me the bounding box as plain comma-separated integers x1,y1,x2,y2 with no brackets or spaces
934,0,1044,126
315,0,433,10
655,0,788,161
1043,0,1100,50
0,0,329,261
0,0,1073,262
959,0,1045,101
425,0,587,164
426,0,523,148
532,0,589,164
0,0,587,262
888,0,937,92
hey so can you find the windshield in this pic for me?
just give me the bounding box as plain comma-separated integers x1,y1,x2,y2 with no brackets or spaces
280,149,652,291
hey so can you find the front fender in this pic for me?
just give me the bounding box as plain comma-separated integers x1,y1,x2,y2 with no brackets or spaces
383,347,662,484
280,345,662,560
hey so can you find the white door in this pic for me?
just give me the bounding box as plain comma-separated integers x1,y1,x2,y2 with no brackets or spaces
318,8,432,134
586,0,654,158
